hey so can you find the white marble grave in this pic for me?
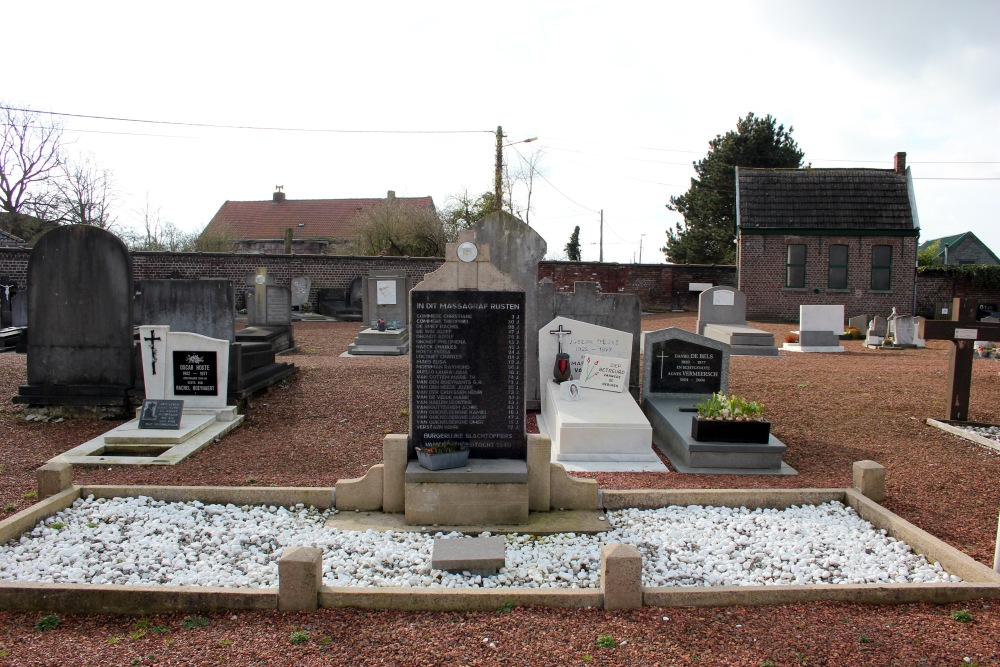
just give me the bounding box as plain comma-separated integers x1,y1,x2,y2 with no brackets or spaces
537,317,662,471
782,305,845,353
51,326,243,466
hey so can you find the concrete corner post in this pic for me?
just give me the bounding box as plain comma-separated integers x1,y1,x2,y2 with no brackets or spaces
278,546,323,611
853,460,886,502
36,462,73,500
601,543,643,610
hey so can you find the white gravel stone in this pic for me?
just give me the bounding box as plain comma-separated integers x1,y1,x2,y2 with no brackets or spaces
0,496,956,589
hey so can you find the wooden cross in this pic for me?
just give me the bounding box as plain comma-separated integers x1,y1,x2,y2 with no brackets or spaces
918,298,1000,421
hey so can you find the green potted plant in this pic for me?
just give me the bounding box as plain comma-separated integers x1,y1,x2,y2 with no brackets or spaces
415,440,470,470
691,392,770,443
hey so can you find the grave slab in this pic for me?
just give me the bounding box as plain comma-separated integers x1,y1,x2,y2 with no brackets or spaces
539,381,658,463
641,327,794,475
431,536,506,575
696,287,779,357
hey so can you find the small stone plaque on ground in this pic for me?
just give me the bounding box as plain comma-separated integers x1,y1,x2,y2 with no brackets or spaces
138,399,184,430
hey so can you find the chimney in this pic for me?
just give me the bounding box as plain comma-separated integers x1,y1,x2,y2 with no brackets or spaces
893,152,907,175
273,185,286,203
387,190,396,200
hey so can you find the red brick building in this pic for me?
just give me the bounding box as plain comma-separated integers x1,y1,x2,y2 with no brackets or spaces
201,189,436,254
736,152,920,320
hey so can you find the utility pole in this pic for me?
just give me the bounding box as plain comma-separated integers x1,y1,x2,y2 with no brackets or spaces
599,210,604,262
639,234,645,264
494,125,504,213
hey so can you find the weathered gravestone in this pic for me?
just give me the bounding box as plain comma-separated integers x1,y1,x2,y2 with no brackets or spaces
472,211,547,410
537,316,658,466
135,279,235,343
641,327,792,474
848,314,870,332
696,286,778,356
15,226,134,417
241,268,295,353
918,298,1000,421
348,271,411,355
536,280,642,400
405,234,530,524
290,275,311,311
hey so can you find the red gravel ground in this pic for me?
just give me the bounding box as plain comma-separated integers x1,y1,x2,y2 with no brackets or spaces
1,313,999,666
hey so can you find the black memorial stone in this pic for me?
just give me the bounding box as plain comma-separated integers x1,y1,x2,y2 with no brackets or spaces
649,339,723,394
173,351,219,396
410,290,525,459
138,399,184,430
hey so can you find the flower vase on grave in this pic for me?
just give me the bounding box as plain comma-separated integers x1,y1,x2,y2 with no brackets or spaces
377,318,386,331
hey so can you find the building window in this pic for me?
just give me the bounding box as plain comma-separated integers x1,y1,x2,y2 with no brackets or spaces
828,244,848,289
871,245,892,290
786,244,806,288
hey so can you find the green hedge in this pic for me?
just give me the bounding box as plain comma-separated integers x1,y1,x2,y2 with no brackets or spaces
917,264,1000,290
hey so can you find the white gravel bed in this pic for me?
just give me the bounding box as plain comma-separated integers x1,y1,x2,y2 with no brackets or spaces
960,424,1000,444
0,496,958,589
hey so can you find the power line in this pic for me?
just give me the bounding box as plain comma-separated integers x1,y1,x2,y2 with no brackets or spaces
0,105,492,136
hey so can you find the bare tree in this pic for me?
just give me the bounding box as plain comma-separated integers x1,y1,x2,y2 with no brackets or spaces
52,154,119,229
0,103,64,215
122,194,199,251
350,199,447,257
503,147,544,224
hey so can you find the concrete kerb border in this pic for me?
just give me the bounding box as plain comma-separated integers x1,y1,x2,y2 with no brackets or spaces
0,483,998,614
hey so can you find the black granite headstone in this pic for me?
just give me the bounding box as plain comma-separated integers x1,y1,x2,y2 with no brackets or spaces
410,290,525,459
649,339,723,395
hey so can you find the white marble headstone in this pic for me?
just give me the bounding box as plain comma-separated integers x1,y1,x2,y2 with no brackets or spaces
538,317,633,387
140,325,230,410
799,305,844,334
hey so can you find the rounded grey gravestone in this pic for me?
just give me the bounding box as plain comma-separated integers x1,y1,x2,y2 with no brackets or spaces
26,225,133,387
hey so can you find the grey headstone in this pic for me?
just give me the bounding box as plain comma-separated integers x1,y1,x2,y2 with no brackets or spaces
11,289,26,328
847,315,870,331
25,226,133,387
361,271,410,327
290,276,311,308
135,279,236,343
696,286,747,334
536,280,642,400
642,327,730,401
472,212,547,410
871,316,888,337
892,315,917,346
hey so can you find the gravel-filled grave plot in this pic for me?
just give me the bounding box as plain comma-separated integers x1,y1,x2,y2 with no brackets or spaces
0,496,957,589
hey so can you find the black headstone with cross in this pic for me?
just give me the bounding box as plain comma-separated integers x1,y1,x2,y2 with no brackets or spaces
918,298,1000,421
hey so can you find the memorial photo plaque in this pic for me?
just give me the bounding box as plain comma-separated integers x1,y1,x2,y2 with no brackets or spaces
138,399,184,430
411,290,526,459
650,339,722,394
172,351,219,396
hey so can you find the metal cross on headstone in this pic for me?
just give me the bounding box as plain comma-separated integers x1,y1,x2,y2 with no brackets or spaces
143,330,162,376
918,298,1000,421
549,324,572,353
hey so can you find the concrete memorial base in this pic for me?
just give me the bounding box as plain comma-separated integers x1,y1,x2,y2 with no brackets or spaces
539,380,660,467
50,407,243,466
346,327,410,356
404,459,529,525
644,396,795,475
703,324,779,356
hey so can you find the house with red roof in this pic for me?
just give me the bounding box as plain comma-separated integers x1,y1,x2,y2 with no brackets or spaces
200,189,436,254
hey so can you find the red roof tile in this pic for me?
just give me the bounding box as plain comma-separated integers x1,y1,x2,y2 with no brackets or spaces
202,195,436,241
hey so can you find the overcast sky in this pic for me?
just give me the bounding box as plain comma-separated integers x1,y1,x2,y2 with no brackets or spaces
5,1,999,263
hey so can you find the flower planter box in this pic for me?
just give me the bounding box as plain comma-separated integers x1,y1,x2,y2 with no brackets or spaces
416,449,470,471
691,416,770,444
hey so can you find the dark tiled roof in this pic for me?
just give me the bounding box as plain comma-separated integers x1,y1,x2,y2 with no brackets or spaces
201,196,436,241
918,232,966,251
0,228,24,245
738,168,916,231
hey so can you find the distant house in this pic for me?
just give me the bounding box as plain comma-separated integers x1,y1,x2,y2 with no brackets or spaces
918,232,999,266
736,152,920,320
200,189,436,254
